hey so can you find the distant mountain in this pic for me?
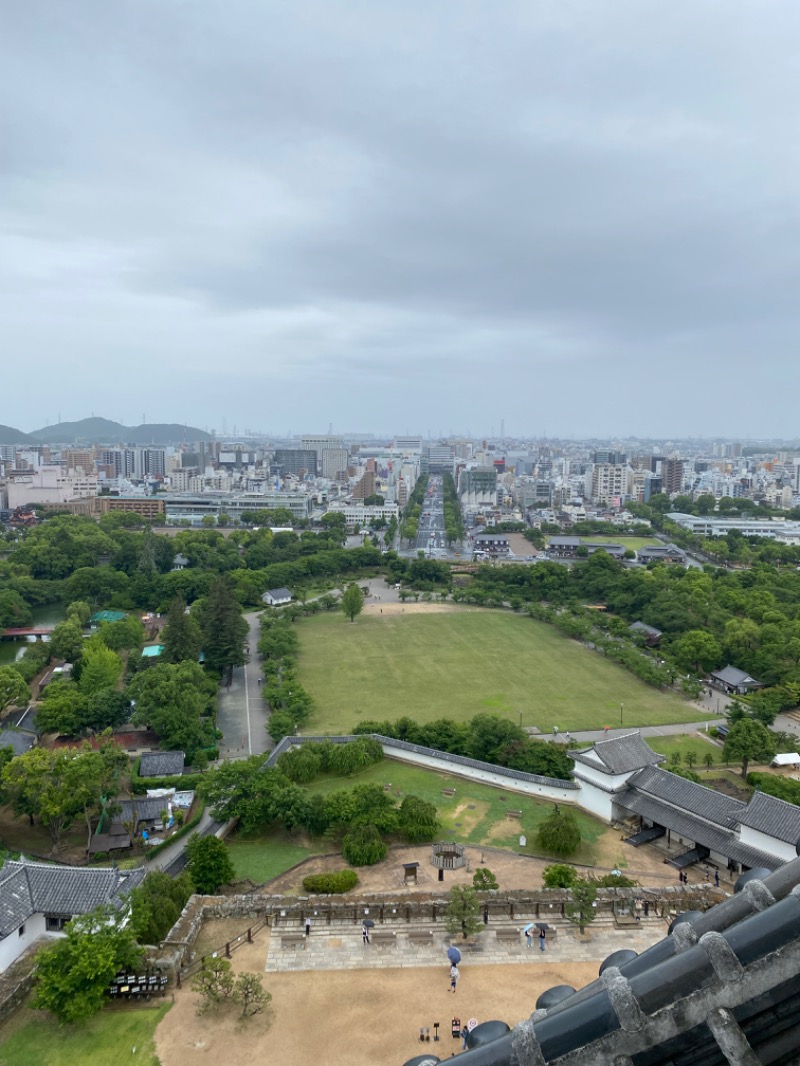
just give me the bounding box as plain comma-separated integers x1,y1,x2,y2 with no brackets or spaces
0,424,35,445
28,418,211,445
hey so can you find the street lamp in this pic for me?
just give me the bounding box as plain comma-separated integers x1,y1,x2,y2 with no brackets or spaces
620,702,624,726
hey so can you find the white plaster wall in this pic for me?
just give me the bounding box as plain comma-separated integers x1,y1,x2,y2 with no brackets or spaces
572,761,637,792
0,912,49,973
383,748,577,804
739,825,796,863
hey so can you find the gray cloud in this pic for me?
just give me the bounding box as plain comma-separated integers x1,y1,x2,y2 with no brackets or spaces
2,1,800,437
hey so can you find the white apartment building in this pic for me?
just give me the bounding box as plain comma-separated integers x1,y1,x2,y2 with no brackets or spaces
587,463,630,506
7,466,98,508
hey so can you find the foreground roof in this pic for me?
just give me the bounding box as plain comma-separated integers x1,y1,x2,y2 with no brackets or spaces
431,857,800,1065
139,751,185,777
0,859,145,938
738,790,800,845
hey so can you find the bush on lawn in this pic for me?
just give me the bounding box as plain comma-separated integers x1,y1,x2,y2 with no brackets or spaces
302,870,359,894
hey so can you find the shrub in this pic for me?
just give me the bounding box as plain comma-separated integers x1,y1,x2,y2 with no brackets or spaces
302,870,359,894
342,823,387,866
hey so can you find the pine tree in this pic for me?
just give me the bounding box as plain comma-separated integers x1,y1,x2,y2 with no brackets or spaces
161,595,202,664
197,577,248,682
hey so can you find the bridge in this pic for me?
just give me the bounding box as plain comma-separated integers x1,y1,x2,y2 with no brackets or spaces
1,626,56,639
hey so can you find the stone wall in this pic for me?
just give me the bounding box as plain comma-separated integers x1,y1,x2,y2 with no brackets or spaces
151,884,722,978
0,939,49,1025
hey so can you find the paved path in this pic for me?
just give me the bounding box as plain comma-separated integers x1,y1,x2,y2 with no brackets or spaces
216,611,271,759
265,917,666,974
530,720,724,745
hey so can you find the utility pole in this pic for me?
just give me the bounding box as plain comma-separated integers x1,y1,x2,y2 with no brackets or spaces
620,702,624,726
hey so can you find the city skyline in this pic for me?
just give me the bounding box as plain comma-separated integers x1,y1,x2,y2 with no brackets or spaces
3,3,800,436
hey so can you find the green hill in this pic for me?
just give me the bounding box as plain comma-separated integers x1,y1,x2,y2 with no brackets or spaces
0,424,34,445
28,418,211,445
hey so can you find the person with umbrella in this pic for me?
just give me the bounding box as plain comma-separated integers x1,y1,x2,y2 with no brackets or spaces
447,946,461,970
448,964,459,992
362,919,374,944
522,922,534,948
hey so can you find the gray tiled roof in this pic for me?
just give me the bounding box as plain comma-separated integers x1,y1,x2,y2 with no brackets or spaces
265,587,292,599
628,766,745,829
615,790,736,857
116,796,171,826
0,730,36,756
139,751,184,777
710,664,761,686
629,621,663,638
738,790,800,845
571,732,665,775
0,860,145,938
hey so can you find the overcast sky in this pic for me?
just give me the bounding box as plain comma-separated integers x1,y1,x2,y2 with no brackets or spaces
2,2,800,439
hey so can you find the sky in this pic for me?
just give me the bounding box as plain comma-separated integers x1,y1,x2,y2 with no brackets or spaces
2,1,800,440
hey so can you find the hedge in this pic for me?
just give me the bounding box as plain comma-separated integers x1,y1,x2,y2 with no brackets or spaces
302,870,359,894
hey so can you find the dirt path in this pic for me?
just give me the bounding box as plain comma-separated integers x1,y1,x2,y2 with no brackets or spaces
155,934,600,1066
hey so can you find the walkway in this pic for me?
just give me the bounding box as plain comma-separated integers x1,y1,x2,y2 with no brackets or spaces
216,611,271,759
530,719,724,745
264,917,666,974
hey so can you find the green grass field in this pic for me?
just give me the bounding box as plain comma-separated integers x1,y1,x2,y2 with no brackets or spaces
227,836,323,883
296,610,706,734
305,759,605,862
0,1004,169,1066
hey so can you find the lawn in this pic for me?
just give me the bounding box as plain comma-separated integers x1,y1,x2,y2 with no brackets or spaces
576,535,660,550
0,1003,170,1066
646,734,722,767
227,835,323,884
296,609,707,734
304,759,606,864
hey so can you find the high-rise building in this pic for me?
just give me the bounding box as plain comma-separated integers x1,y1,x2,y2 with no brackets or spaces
589,464,630,505
301,435,344,474
272,449,317,478
662,458,685,496
592,450,627,465
321,448,349,478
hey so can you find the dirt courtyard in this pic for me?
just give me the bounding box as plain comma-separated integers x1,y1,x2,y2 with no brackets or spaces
155,934,599,1066
262,840,710,898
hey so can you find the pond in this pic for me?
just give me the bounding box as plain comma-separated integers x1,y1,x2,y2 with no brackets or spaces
0,602,67,666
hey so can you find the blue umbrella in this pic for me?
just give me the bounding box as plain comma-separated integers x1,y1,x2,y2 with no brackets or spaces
522,923,535,934
447,946,461,964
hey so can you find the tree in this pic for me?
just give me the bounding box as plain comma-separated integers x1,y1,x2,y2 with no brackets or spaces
130,871,194,945
197,577,247,682
33,905,143,1023
66,600,91,626
186,835,235,894
233,973,271,1018
49,619,85,663
686,750,697,769
341,583,364,623
0,666,29,714
85,688,132,732
536,806,581,857
161,594,202,664
35,681,88,736
78,638,122,696
128,661,216,754
704,751,715,769
397,795,439,843
342,823,387,866
723,719,775,778
542,863,578,888
565,878,598,935
472,867,499,890
444,885,482,940
192,957,234,1014
673,630,722,673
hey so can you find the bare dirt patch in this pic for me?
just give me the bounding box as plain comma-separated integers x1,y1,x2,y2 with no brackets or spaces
258,838,709,899
362,601,461,616
192,918,256,960
155,935,599,1066
451,800,490,837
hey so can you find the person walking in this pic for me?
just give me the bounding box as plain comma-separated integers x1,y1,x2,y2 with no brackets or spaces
305,917,311,937
449,965,459,992
538,927,546,952
362,925,370,945
524,927,533,948
714,870,720,888
461,1025,470,1050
